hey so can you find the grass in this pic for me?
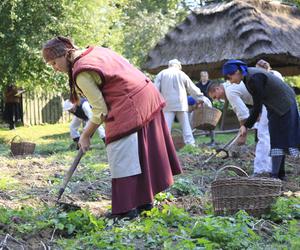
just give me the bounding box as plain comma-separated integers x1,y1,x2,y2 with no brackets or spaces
0,123,105,155
0,174,19,191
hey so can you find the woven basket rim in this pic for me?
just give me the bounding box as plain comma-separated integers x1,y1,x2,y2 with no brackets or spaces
192,106,222,130
211,177,282,182
11,141,36,145
212,193,282,199
197,106,222,112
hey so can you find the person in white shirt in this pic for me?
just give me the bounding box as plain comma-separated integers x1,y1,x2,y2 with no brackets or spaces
207,81,272,175
63,98,105,148
154,59,211,146
255,59,284,80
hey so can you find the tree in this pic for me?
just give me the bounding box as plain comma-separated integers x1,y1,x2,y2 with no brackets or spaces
0,0,65,92
3,0,297,94
0,0,126,92
282,0,300,7
121,0,188,67
0,0,189,92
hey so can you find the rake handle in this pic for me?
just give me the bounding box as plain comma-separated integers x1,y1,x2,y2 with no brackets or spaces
56,148,84,202
199,132,240,167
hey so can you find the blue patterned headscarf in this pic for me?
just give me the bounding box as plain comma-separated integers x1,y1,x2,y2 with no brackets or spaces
222,60,248,76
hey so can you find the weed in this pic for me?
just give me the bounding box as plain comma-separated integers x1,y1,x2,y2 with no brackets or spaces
154,192,175,202
265,197,300,222
172,178,200,195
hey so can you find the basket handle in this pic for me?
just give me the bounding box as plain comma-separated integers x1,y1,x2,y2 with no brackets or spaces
214,165,249,180
11,135,23,143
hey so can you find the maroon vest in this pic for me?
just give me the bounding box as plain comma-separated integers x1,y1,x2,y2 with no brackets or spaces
72,47,165,144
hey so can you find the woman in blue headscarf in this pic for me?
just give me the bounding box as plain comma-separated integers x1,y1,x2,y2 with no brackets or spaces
222,59,300,180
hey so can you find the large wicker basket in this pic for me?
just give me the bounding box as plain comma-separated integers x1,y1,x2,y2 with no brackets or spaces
10,135,36,156
191,106,222,131
211,165,282,217
171,129,185,151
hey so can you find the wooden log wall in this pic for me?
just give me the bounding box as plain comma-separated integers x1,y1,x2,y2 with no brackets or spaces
21,91,71,126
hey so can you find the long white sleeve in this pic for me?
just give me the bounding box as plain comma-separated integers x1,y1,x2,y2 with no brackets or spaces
82,101,93,120
223,82,253,122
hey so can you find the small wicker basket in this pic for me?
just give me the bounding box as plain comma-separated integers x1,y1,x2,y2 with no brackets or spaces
10,135,36,156
171,129,185,151
211,165,282,217
191,106,222,131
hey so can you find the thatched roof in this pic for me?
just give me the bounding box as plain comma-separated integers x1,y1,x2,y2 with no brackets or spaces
143,0,300,79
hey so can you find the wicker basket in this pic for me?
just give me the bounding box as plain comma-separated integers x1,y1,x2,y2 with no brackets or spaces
211,165,282,217
10,135,36,156
191,106,222,131
171,129,185,151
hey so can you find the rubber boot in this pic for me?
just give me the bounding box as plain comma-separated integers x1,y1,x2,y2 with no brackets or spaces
271,155,284,179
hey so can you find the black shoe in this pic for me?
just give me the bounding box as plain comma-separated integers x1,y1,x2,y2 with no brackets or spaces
271,174,284,180
105,209,138,221
72,137,80,150
137,203,153,214
279,176,287,181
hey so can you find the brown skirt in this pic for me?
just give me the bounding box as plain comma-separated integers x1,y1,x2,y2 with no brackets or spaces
111,111,182,214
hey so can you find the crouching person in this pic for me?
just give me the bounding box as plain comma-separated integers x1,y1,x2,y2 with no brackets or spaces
63,98,106,149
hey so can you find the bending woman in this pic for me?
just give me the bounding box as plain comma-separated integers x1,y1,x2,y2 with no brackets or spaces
42,36,182,219
222,60,300,180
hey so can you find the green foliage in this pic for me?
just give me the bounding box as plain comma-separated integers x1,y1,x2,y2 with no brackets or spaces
172,178,200,195
58,0,126,51
0,0,66,91
0,206,105,236
0,200,299,249
0,0,188,92
285,76,300,105
266,197,300,222
154,191,175,202
1,0,300,95
272,220,300,249
0,175,19,191
283,0,300,7
0,206,53,234
212,100,224,111
0,114,299,249
179,144,204,154
191,211,260,249
145,204,192,227
121,0,187,67
52,209,106,235
285,76,300,88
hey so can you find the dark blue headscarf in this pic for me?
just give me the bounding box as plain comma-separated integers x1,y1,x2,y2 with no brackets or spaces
222,60,248,76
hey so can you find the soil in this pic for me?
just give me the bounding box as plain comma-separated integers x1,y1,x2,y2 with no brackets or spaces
0,142,299,248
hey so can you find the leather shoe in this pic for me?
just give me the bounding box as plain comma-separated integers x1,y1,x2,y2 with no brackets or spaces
137,203,153,214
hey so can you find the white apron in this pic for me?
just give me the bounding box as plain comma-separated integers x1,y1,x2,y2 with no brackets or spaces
106,132,142,178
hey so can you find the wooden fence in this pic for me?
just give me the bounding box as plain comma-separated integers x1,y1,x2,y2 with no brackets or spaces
1,90,239,128
21,91,71,126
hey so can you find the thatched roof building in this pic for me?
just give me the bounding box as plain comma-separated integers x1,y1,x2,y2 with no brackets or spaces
143,0,300,79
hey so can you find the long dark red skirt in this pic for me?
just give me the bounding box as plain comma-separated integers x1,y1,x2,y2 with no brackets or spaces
111,111,182,214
